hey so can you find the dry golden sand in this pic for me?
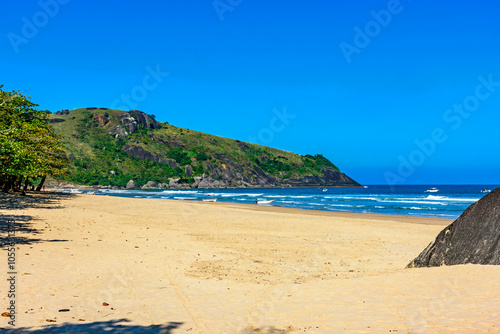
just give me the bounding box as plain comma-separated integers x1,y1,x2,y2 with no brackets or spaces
0,193,499,333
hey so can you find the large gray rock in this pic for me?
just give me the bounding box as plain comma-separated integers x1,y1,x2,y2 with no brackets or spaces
127,122,138,133
121,145,179,168
168,178,181,188
128,110,161,130
112,110,161,138
126,180,138,189
185,165,194,177
408,187,500,267
142,181,158,189
109,126,128,139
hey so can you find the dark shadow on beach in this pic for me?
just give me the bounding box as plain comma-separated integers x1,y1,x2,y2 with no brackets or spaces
0,319,183,333
0,192,74,211
0,192,74,246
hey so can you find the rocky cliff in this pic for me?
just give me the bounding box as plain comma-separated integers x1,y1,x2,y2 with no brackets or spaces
48,108,361,189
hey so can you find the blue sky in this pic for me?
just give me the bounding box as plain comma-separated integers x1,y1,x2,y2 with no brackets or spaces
1,0,499,185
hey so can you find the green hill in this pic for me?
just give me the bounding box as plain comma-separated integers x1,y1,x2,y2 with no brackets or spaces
48,108,360,188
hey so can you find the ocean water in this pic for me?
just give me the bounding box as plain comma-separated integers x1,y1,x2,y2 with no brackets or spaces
88,185,497,219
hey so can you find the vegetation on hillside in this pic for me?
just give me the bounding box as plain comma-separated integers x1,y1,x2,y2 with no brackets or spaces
0,86,68,193
48,108,345,187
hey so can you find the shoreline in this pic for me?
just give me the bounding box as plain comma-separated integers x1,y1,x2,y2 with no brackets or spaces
0,193,497,333
45,186,465,221
161,197,454,226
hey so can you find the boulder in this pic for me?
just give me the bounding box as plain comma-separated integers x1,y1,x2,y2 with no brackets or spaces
129,110,161,129
120,145,179,168
168,178,181,188
165,159,180,169
408,187,500,267
127,122,138,133
185,165,194,177
109,126,128,139
119,114,135,125
142,181,158,189
197,177,215,188
126,180,138,189
92,114,109,126
158,183,168,189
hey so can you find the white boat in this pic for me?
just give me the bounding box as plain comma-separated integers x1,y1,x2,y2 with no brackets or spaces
203,198,217,202
481,188,491,193
425,187,439,193
321,188,328,192
256,200,274,205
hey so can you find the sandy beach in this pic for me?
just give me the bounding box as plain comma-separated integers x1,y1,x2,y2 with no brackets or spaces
1,193,499,333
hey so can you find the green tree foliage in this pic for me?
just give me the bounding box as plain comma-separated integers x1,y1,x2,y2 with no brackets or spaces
195,151,209,161
302,154,338,171
167,149,192,166
255,157,292,174
0,86,68,193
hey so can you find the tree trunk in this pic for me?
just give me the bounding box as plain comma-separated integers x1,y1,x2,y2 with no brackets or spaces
3,176,15,193
14,175,22,192
36,175,47,191
1,178,9,192
21,177,29,196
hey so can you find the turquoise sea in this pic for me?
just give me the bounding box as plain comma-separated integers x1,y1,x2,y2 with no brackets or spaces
82,185,498,219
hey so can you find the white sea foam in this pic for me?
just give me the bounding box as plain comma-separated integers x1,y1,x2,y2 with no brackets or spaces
221,193,263,197
425,195,478,202
402,206,437,210
161,190,200,194
375,198,448,205
329,204,359,208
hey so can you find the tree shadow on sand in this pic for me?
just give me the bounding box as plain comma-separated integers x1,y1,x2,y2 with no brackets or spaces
0,192,74,211
0,192,74,247
0,319,184,333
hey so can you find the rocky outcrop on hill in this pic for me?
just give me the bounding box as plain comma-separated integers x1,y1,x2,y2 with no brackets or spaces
286,169,360,187
120,110,161,131
408,187,500,267
121,145,179,168
109,110,161,139
92,114,109,126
